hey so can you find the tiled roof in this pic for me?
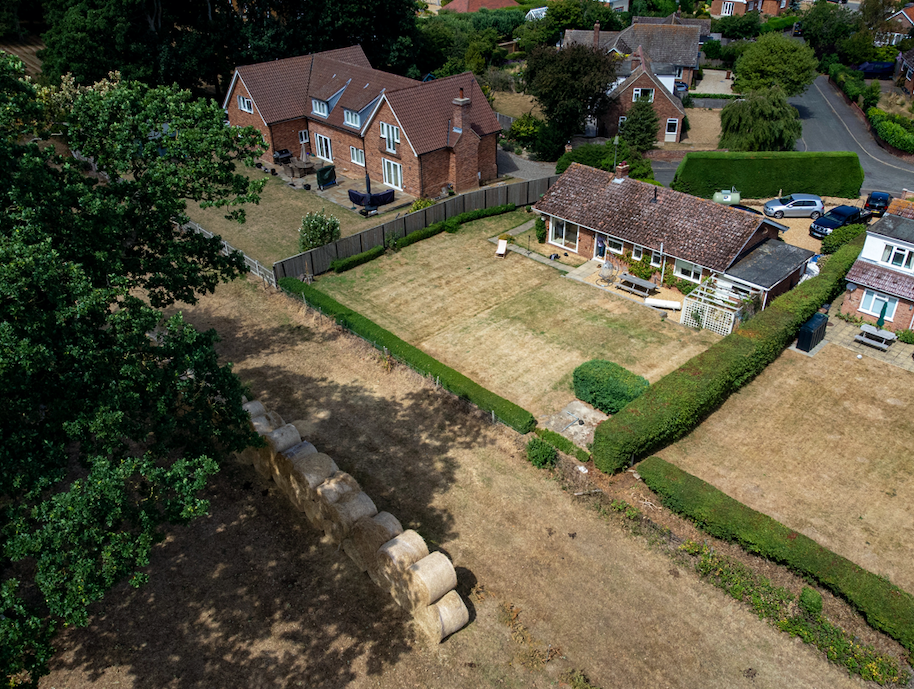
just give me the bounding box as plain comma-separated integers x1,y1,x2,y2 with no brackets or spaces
887,198,914,220
611,47,684,115
563,28,622,51
846,259,914,301
868,213,914,245
234,46,374,125
614,25,701,66
533,163,771,271
442,0,518,11
890,6,914,24
633,13,711,35
385,73,501,155
724,238,813,289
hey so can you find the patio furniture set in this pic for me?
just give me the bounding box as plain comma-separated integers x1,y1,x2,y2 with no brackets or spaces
854,323,898,351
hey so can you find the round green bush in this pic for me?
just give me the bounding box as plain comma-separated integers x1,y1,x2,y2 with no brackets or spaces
799,587,823,617
526,437,557,468
573,360,649,415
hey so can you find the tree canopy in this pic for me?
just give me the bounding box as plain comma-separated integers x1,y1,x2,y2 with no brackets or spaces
513,0,624,53
799,0,858,61
733,32,818,97
619,96,660,153
0,51,265,686
718,86,803,151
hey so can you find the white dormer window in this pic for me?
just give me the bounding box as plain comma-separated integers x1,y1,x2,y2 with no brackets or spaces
380,122,400,152
312,99,328,117
632,88,654,103
881,243,914,270
237,95,253,113
344,109,360,127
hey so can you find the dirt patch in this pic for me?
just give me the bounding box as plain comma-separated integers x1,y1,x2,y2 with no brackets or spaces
670,108,722,149
659,343,914,595
39,276,880,688
878,92,914,120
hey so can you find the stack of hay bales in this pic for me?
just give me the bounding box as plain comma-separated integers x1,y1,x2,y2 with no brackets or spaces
240,399,469,643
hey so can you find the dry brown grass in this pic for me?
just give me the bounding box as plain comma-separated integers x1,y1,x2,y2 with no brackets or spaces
669,108,722,149
491,92,542,120
659,344,914,595
877,92,914,119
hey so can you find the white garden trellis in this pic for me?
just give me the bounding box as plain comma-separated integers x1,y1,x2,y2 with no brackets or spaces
680,277,761,336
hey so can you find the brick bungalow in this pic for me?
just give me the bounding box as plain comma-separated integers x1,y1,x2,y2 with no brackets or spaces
533,163,813,312
841,201,914,331
223,45,500,198
882,6,914,46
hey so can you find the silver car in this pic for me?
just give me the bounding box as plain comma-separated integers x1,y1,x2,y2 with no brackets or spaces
763,193,824,219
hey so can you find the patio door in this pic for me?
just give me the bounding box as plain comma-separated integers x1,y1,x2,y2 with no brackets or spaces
315,133,332,162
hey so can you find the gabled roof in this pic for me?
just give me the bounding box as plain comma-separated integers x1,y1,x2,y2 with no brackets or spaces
724,238,813,289
533,163,776,272
886,197,914,220
442,0,518,11
846,260,914,301
564,23,700,67
611,47,685,116
868,213,914,245
563,28,622,51
308,56,417,126
888,6,914,25
633,13,711,36
385,73,501,156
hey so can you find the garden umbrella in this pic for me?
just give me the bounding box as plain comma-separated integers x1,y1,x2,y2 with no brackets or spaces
876,301,887,329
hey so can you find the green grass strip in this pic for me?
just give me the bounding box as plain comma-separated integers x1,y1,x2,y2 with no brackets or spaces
534,428,590,463
640,456,914,656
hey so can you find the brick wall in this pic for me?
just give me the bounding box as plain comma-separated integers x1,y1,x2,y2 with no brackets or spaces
478,133,498,184
840,289,914,331
710,0,747,17
419,148,451,198
269,118,311,163
367,101,422,196
225,77,271,156
600,74,684,143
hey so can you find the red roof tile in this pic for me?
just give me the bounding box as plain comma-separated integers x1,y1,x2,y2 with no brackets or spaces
887,197,914,220
846,259,914,301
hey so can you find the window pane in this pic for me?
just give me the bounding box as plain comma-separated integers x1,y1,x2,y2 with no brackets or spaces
892,249,905,266
905,252,914,270
551,218,564,243
632,245,643,260
565,223,578,249
861,290,874,311
882,245,893,262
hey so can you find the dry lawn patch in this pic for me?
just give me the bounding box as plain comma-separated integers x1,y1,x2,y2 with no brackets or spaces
491,91,542,119
670,108,722,149
659,344,914,594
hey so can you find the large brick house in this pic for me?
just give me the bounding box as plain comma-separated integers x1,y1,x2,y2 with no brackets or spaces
881,6,914,45
223,46,500,198
840,200,914,331
533,163,813,322
710,1,787,18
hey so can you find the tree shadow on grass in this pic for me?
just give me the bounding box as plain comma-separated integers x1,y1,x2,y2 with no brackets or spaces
44,291,495,687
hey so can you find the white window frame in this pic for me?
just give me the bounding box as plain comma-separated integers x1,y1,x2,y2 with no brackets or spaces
618,115,627,128
632,245,644,261
312,99,328,117
380,122,400,152
632,88,655,103
650,250,662,267
344,109,360,128
607,237,623,255
382,158,403,190
722,1,734,15
675,66,684,79
298,130,309,144
860,290,898,321
549,218,579,253
237,95,253,113
881,243,914,270
314,133,333,162
350,146,365,166
666,118,679,135
675,258,702,282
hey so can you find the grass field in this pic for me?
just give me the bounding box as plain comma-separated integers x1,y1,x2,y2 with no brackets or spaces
659,343,914,595
316,210,719,417
186,166,404,266
491,91,542,120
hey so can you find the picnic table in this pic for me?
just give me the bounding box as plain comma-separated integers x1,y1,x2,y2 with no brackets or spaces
616,272,657,298
854,323,897,351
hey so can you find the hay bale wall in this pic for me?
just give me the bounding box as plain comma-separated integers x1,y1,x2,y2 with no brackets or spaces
240,400,469,642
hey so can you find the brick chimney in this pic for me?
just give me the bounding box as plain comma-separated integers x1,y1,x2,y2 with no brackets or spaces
630,46,643,71
615,161,630,179
593,22,600,48
452,87,471,132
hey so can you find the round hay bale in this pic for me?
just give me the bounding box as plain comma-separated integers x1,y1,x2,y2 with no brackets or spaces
343,512,403,572
242,400,266,418
406,553,457,609
289,418,319,441
250,415,272,434
287,453,338,512
415,591,469,643
282,440,318,463
324,491,378,543
311,472,359,528
265,424,301,456
375,530,428,595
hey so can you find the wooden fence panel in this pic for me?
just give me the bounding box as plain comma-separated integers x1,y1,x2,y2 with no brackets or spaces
528,177,548,203
362,226,384,250
464,189,485,212
442,195,464,217
309,244,338,275
336,235,362,259
404,212,426,234
383,217,406,243
426,202,446,225
485,185,508,208
507,182,527,207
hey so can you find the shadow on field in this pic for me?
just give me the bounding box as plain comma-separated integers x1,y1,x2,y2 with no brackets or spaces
46,291,488,687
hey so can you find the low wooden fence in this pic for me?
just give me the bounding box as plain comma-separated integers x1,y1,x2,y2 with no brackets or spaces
495,112,515,131
183,220,277,288
272,176,559,282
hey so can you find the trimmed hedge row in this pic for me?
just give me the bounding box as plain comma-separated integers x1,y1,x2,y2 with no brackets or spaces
534,428,590,463
591,236,863,474
573,359,649,415
329,245,385,273
638,456,914,654
868,108,914,154
821,223,867,255
670,151,864,199
278,277,537,433
397,203,516,249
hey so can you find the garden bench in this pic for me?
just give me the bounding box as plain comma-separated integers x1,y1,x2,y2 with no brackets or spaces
854,334,889,351
855,324,896,351
616,273,656,299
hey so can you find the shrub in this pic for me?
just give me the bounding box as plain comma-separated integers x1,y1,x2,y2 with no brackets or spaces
409,197,436,213
526,437,557,468
573,360,649,415
703,39,722,60
329,245,385,273
897,329,914,344
799,587,823,617
868,107,914,154
508,112,543,144
299,209,341,252
591,237,863,474
639,456,914,654
279,277,537,433
535,216,546,243
820,223,866,254
670,151,864,199
534,428,590,463
397,203,516,249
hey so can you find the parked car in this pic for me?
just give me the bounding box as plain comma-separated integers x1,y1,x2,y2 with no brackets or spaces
731,204,762,215
674,81,688,95
809,205,871,238
863,191,893,217
792,21,803,36
763,193,824,219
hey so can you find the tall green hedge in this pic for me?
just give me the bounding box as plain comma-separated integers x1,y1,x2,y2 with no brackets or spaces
278,277,536,434
638,456,914,654
868,108,914,154
573,359,649,414
670,151,864,199
591,236,863,474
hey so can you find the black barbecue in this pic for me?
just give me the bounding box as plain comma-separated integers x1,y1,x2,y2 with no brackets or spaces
273,148,293,165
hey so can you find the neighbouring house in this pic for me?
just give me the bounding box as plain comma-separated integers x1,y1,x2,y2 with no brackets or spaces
533,162,814,334
840,204,914,331
881,5,914,46
897,48,914,94
441,0,518,12
632,12,711,43
709,1,790,18
224,45,501,198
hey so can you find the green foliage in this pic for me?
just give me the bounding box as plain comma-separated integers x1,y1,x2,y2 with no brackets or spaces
535,216,547,243
279,277,537,433
625,252,656,281
718,87,802,152
573,360,649,415
718,40,754,68
409,197,437,212
759,15,799,34
299,209,342,252
702,39,722,60
838,29,878,65
591,237,864,474
329,245,386,273
800,587,823,616
554,138,654,180
531,119,569,162
508,112,544,144
679,540,909,685
619,96,660,153
644,460,914,660
670,151,864,199
799,1,857,59
868,107,914,154
830,64,881,109
397,203,516,249
512,0,623,52
714,12,762,39
821,223,867,254
526,437,558,468
733,32,817,97
534,428,591,463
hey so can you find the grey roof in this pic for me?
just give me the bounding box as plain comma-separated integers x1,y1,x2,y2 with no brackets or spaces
611,48,685,116
563,25,699,66
724,239,814,289
868,214,914,245
562,28,622,51
633,13,711,36
846,259,914,301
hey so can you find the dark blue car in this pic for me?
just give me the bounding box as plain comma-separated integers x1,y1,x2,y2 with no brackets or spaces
809,205,870,238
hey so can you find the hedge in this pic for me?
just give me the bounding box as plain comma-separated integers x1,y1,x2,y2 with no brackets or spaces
670,151,864,199
638,456,914,654
759,15,797,33
868,108,914,154
397,203,516,249
526,437,557,468
278,277,536,433
534,428,590,463
329,245,385,273
591,236,863,474
820,223,867,254
573,360,649,414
